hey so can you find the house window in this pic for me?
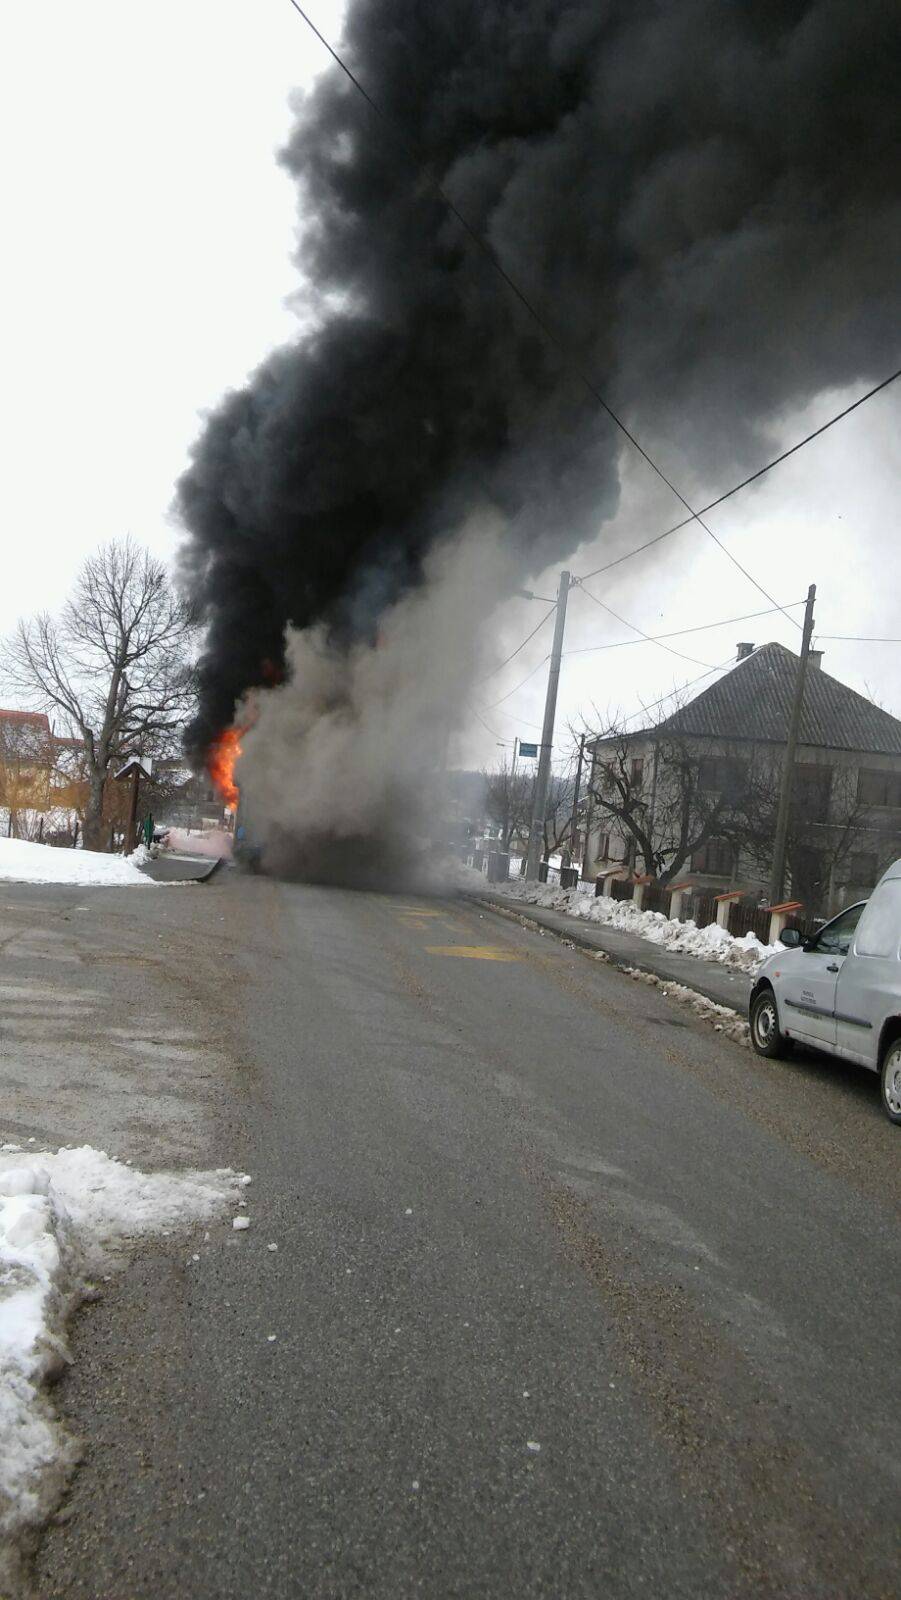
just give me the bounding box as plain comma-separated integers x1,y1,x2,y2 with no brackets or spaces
857,769,901,809
598,832,610,861
698,756,748,800
630,758,644,788
691,836,733,876
793,764,832,823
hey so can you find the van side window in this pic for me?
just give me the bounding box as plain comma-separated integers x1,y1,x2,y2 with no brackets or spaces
815,903,865,956
854,881,901,958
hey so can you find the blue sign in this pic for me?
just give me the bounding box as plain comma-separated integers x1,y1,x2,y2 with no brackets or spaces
519,742,539,758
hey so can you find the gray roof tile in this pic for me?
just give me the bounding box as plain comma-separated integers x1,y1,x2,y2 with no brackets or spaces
657,642,901,756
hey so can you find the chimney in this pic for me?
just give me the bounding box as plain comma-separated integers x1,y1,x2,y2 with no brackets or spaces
808,649,823,671
736,641,755,661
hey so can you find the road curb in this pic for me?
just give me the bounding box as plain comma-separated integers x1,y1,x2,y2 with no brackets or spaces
467,892,614,962
465,891,749,1041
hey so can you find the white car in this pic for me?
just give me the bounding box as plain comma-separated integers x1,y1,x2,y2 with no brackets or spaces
749,857,901,1124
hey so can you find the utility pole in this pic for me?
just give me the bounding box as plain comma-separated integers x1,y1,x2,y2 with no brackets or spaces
769,583,816,906
525,570,572,879
564,732,587,873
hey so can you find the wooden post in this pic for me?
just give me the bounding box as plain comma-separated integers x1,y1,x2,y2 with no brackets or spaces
126,765,141,852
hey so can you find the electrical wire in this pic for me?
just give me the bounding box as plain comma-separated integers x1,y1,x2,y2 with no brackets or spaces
617,656,736,729
573,657,735,745
283,0,802,628
478,605,557,683
564,599,805,656
573,580,715,669
578,368,901,584
483,654,551,709
481,599,802,726
818,633,901,643
488,708,545,732
466,700,507,741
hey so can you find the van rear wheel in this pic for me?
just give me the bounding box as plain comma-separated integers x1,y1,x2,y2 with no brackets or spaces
750,988,791,1059
880,1042,901,1125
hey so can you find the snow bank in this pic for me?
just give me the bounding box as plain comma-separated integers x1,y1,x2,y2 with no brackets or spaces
489,880,778,973
618,964,750,1044
0,837,149,888
0,1146,244,1581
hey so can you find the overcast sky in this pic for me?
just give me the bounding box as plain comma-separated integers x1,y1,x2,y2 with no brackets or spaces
3,0,898,769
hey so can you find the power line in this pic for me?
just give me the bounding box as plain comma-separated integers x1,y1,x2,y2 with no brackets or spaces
575,656,735,744
616,656,736,729
484,654,550,708
818,633,901,643
479,605,556,683
483,598,803,719
467,700,506,741
487,708,545,732
282,0,800,629
573,580,715,669
564,599,805,656
578,367,901,584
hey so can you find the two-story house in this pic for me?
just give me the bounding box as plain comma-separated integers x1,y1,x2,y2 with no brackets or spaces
585,642,901,917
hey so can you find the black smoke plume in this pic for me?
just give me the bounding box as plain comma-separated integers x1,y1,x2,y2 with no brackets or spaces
179,0,901,757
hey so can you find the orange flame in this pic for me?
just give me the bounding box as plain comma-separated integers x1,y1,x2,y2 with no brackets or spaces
207,726,244,811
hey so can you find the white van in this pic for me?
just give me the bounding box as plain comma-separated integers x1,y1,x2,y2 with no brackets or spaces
749,858,901,1124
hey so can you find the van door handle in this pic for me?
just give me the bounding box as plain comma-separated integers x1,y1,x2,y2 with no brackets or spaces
826,963,840,973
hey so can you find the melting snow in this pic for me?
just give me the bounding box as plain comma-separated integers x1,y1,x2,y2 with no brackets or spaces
0,1146,242,1581
0,837,150,888
492,880,777,973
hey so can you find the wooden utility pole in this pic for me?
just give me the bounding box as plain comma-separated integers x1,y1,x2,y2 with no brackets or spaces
525,571,572,880
769,584,817,906
564,732,587,873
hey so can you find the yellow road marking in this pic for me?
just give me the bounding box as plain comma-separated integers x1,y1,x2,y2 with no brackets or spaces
394,907,443,917
425,945,521,961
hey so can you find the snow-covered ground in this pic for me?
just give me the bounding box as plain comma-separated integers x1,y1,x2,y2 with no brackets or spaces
0,1145,247,1588
488,879,778,973
0,837,149,888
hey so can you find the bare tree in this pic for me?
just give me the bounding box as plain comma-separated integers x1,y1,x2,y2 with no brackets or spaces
541,771,577,859
2,540,196,850
586,717,758,886
482,758,532,852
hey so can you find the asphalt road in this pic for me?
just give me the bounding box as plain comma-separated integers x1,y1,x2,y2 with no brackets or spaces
34,875,900,1599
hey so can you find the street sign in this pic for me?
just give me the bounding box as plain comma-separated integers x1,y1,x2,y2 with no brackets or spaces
518,742,538,758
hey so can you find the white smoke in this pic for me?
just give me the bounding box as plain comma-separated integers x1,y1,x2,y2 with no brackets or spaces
236,516,515,885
